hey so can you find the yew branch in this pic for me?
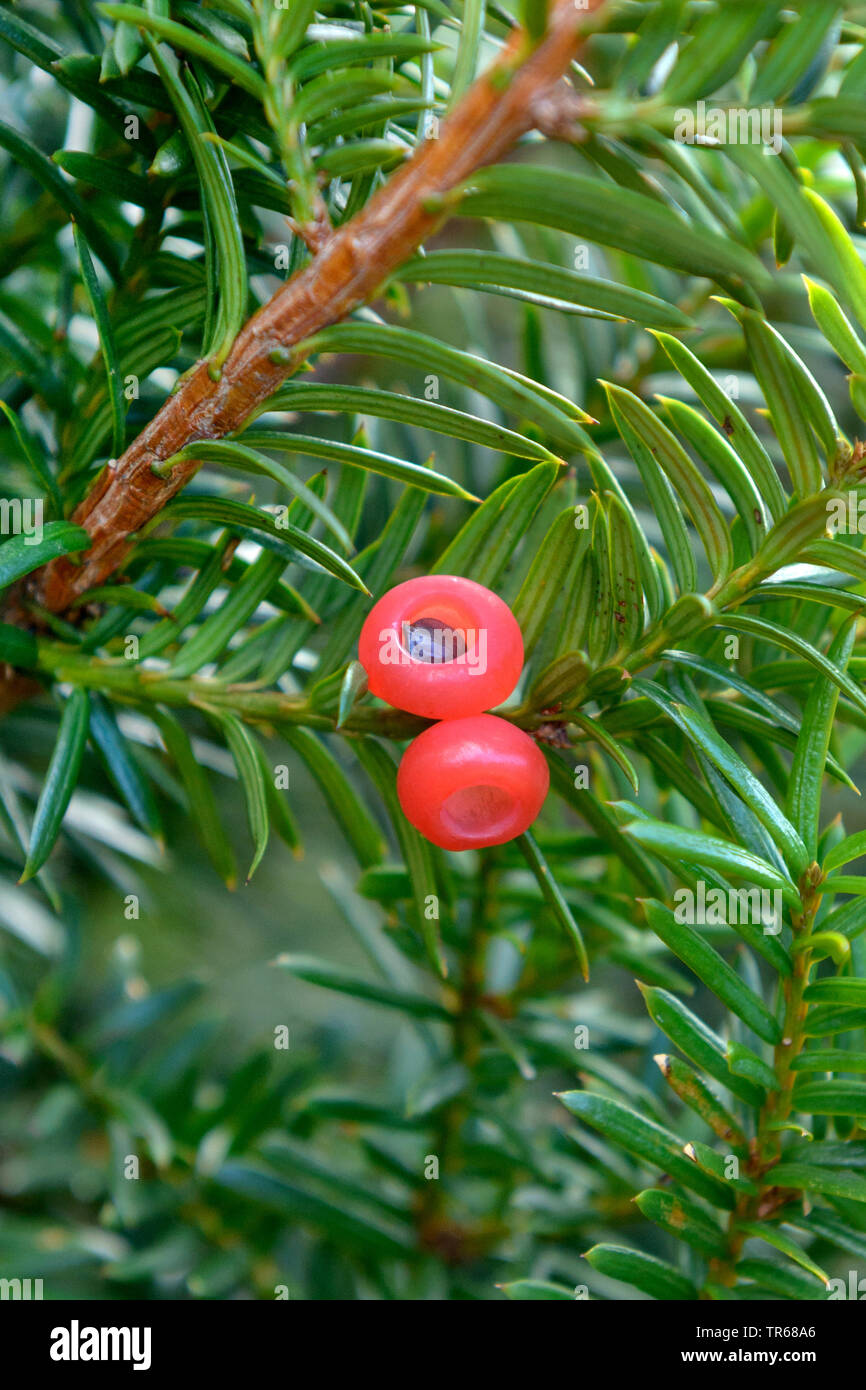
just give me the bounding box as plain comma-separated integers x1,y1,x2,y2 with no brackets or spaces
24,0,598,622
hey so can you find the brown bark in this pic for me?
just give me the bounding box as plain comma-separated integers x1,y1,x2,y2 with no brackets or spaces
17,1,598,626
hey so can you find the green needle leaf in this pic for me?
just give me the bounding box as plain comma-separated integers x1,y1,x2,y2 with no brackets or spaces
787,616,857,860
0,118,120,279
458,165,771,292
22,688,91,882
88,695,162,840
768,1163,866,1203
638,983,765,1106
236,430,478,502
0,523,90,593
518,831,589,979
720,613,866,723
202,709,268,885
154,710,237,888
145,39,247,366
355,739,447,977
150,496,368,593
635,1188,728,1260
558,1090,735,1207
397,250,693,327
632,679,809,877
72,223,126,462
273,953,450,1021
584,1243,698,1300
0,401,62,518
306,323,593,456
98,4,266,97
640,899,784,1045
256,382,553,461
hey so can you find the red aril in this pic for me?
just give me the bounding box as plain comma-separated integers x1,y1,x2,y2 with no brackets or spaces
358,575,523,719
397,714,548,850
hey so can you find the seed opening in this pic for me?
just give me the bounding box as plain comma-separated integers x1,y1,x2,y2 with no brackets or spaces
440,784,515,837
401,616,467,664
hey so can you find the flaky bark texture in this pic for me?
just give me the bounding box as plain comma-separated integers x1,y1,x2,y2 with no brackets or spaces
6,0,599,666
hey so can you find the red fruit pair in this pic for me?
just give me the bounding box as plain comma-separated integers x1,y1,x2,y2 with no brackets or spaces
359,576,548,850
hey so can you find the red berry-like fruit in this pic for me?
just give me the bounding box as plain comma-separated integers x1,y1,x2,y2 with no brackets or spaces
358,575,524,719
396,714,549,850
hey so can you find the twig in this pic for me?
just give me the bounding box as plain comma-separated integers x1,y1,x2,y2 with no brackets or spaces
22,1,598,623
